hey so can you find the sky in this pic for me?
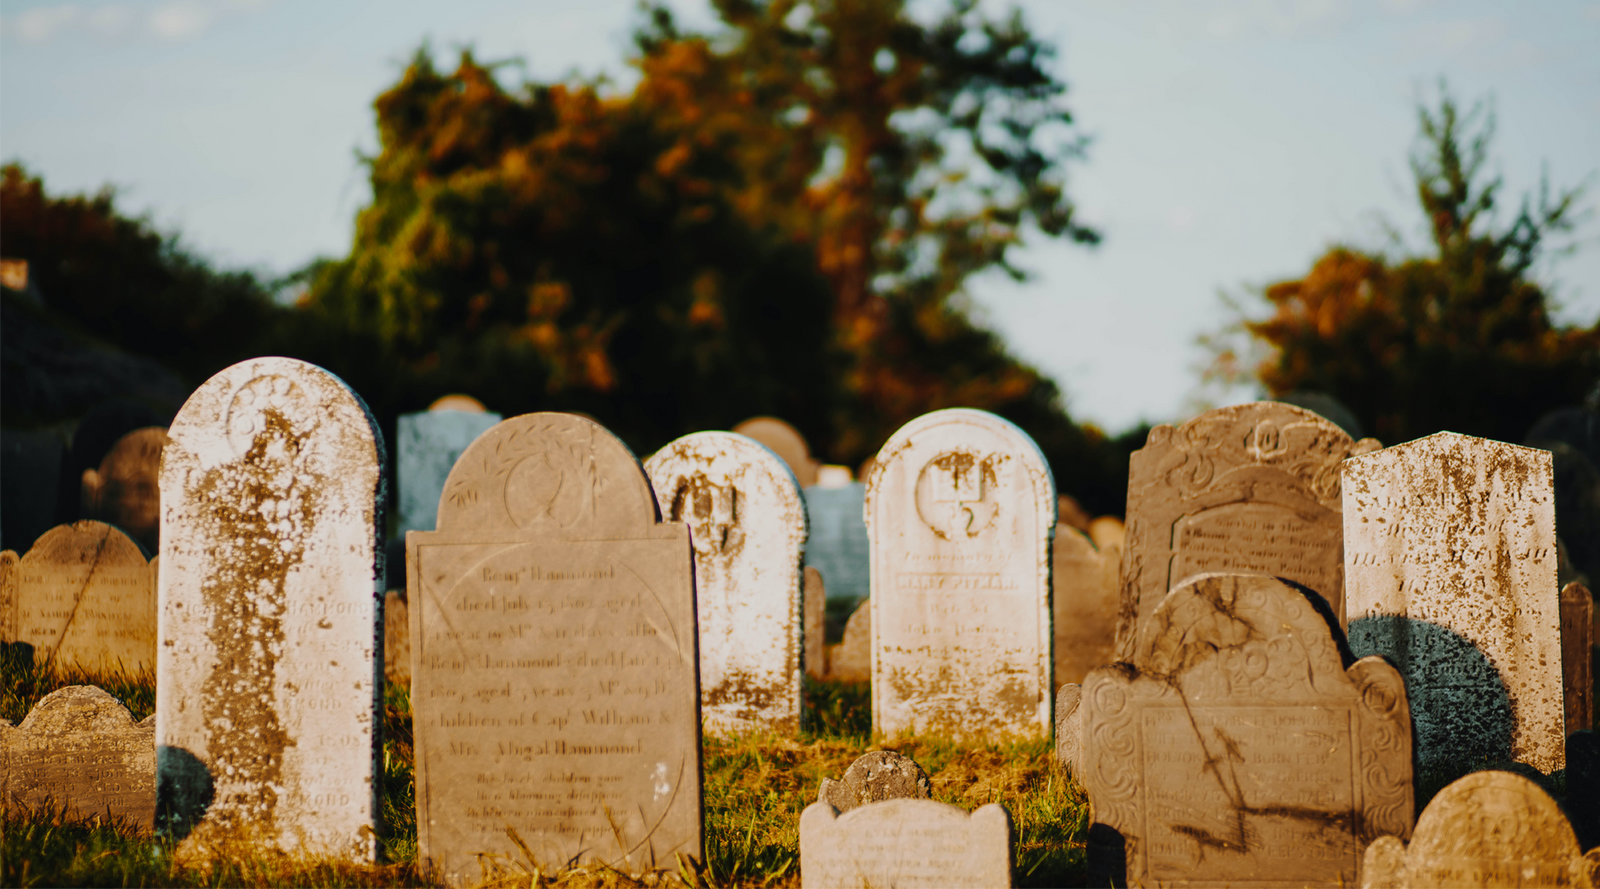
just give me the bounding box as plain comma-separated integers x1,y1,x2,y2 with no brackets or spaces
2,0,1597,434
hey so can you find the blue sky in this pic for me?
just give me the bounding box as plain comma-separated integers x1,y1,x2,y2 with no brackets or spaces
2,0,1597,434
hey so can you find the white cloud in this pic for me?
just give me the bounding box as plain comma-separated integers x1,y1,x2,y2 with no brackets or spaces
87,4,135,37
149,2,214,39
1428,16,1507,53
1167,205,1197,233
1,0,273,44
12,4,82,43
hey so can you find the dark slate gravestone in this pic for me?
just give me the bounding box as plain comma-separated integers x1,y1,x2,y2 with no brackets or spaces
2,685,155,828
803,482,870,602
1081,573,1414,888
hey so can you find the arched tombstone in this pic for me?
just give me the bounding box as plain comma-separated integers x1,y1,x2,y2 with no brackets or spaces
1081,573,1414,888
865,408,1055,741
80,427,168,554
408,413,700,885
1119,402,1378,658
733,416,819,488
645,431,808,735
157,357,385,863
1,521,155,672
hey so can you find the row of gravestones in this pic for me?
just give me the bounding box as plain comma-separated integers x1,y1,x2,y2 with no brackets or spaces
2,355,1595,887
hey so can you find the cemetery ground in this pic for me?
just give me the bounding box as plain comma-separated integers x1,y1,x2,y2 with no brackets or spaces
3,658,1088,888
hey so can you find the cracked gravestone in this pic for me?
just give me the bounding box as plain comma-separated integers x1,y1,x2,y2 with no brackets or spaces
646,431,808,735
1053,525,1119,687
1361,771,1600,888
1118,402,1378,658
1,521,155,673
1,685,155,828
865,408,1055,741
1344,432,1563,773
395,402,501,537
816,750,931,813
1081,572,1414,888
409,413,701,885
157,357,385,863
800,798,1012,889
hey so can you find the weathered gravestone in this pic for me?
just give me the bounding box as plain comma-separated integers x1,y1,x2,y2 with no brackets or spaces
646,431,807,735
81,427,168,553
1,521,155,672
805,566,826,679
865,408,1055,741
1119,402,1378,658
1081,573,1414,888
801,799,1012,889
734,416,819,488
816,750,931,813
1053,526,1119,687
1344,432,1563,772
1,686,155,828
158,357,385,862
1565,582,1594,735
409,413,701,885
396,401,502,536
1361,771,1600,888
828,598,871,682
803,483,870,601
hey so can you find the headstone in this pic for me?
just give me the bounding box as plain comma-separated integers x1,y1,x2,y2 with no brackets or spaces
803,483,870,601
865,408,1055,740
734,416,819,488
1565,582,1594,735
384,590,411,686
1052,526,1119,687
1057,494,1092,532
828,598,871,682
1361,771,1600,888
157,357,385,862
800,799,1012,889
1054,684,1083,774
1,686,155,828
816,750,931,813
816,465,853,488
1345,432,1563,772
1,521,155,672
80,427,168,553
1119,402,1377,657
396,403,502,536
1082,573,1414,888
1087,516,1124,552
805,567,826,679
409,413,701,885
428,394,488,413
646,431,807,735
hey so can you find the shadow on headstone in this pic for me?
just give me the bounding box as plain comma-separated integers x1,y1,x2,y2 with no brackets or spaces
1567,730,1600,851
155,745,214,842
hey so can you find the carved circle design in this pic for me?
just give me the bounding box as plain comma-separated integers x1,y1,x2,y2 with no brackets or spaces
913,451,1002,542
505,447,589,530
225,374,318,457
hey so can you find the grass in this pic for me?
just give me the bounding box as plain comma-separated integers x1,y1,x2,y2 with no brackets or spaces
3,664,1089,887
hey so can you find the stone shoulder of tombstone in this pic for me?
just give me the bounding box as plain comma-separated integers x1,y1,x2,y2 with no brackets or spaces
1083,572,1414,888
799,798,1012,889
816,751,932,813
2,685,155,829
1361,770,1600,889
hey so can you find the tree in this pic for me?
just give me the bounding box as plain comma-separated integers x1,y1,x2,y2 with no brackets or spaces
1216,90,1599,446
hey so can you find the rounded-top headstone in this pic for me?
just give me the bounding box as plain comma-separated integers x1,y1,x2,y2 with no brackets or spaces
428,394,488,413
4,520,154,672
81,427,168,552
817,750,933,813
733,416,819,488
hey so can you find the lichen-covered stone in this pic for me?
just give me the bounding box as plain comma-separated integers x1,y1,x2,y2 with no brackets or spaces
2,685,155,828
816,750,931,813
1344,432,1562,772
157,357,385,863
865,408,1055,741
1082,573,1414,888
1,521,154,672
800,798,1012,888
646,431,808,736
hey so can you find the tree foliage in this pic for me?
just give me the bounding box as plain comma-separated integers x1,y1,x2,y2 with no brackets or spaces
1222,90,1599,445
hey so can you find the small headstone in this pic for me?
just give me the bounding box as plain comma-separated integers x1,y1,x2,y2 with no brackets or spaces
828,598,871,682
158,357,385,862
410,413,701,885
1082,573,1414,888
865,408,1055,740
395,403,501,536
800,799,1012,889
1565,582,1594,735
1,521,155,672
1119,402,1376,656
803,483,870,601
1345,432,1563,772
1056,494,1091,533
1052,526,1119,686
817,750,932,813
384,590,410,686
816,465,853,488
805,567,826,679
646,431,807,735
80,427,168,553
1,685,155,828
734,416,819,488
1087,515,1124,552
428,394,487,413
1361,771,1599,888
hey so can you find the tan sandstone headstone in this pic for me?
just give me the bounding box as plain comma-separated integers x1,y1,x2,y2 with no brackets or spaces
828,598,871,682
1,521,155,672
805,567,826,679
865,408,1055,741
158,357,385,862
800,798,1012,889
647,431,808,735
1361,771,1600,888
1345,432,1562,772
81,427,168,553
1119,402,1377,658
1,686,155,828
409,413,701,885
734,416,820,488
1564,582,1594,735
1082,573,1414,888
1052,526,1119,687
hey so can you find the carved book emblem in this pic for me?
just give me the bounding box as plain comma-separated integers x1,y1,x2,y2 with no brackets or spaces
915,451,1005,541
